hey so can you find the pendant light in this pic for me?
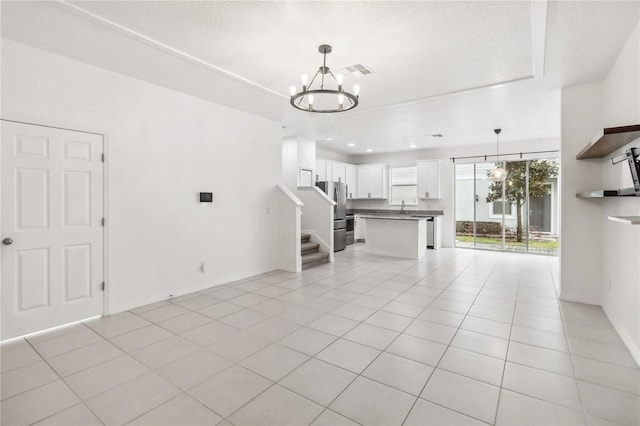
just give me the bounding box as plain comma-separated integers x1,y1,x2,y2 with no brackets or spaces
490,128,507,182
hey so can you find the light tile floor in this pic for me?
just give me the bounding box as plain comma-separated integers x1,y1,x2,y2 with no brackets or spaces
2,245,639,425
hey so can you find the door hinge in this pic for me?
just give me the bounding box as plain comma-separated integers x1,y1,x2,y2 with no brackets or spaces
101,153,105,162
101,282,105,291
101,218,105,227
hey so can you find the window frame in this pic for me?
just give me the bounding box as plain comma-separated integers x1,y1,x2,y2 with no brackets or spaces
489,199,515,218
389,166,418,206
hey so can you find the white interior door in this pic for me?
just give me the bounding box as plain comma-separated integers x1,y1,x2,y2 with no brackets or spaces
1,121,104,339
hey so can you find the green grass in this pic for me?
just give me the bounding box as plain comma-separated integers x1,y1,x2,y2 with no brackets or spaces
456,235,559,250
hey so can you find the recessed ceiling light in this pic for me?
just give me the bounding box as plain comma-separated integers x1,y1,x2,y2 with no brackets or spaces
325,137,333,141
409,144,417,148
348,143,355,147
366,148,373,152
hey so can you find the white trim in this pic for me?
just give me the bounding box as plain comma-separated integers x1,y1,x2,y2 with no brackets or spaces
0,316,102,344
277,183,304,207
489,199,515,219
602,304,640,367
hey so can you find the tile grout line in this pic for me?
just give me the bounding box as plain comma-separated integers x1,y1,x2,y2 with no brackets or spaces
399,254,498,425
491,257,523,426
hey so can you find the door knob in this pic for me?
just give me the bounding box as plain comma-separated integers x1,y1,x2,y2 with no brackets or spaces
2,238,14,246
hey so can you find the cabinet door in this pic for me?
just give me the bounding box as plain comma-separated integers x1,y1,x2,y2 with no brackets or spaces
332,161,346,183
357,166,370,198
354,215,366,241
369,164,385,198
316,159,327,182
345,164,357,198
417,160,441,199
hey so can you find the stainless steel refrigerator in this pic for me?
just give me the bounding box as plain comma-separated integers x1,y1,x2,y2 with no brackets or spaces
316,181,347,252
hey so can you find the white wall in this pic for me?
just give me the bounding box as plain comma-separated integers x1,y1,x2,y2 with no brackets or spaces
298,137,316,177
600,21,640,364
559,83,604,304
345,138,559,247
316,148,350,163
2,39,283,314
282,136,298,189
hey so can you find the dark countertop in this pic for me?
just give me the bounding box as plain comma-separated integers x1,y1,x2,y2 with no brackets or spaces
348,208,444,216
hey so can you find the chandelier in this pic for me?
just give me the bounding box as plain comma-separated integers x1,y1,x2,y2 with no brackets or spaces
289,45,360,113
489,128,508,182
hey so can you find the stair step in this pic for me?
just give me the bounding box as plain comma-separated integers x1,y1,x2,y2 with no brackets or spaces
302,251,329,264
301,242,320,255
301,233,311,243
302,251,330,270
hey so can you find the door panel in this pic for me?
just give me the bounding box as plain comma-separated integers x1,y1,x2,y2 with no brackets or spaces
64,171,91,227
17,248,50,311
2,121,104,339
17,168,49,229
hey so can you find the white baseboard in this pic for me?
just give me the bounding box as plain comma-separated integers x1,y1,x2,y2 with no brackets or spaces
602,305,640,368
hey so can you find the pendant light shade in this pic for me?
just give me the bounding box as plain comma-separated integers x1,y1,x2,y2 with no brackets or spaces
490,128,507,182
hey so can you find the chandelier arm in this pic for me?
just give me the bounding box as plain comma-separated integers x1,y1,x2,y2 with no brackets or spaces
307,71,320,90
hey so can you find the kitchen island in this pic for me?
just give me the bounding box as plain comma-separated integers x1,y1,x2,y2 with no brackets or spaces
360,215,427,260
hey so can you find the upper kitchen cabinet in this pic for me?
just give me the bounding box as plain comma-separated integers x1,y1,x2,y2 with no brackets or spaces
316,158,327,182
417,160,441,199
331,161,346,183
345,164,357,199
357,163,388,199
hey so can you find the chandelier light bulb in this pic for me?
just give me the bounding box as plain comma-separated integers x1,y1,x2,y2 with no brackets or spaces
289,86,296,96
301,74,308,86
336,73,344,85
308,94,314,105
353,85,360,96
338,94,345,105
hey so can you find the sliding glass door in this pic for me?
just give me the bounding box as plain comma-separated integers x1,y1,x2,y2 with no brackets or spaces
455,158,559,254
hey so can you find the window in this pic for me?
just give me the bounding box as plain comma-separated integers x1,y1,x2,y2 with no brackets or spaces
390,166,417,205
491,200,513,216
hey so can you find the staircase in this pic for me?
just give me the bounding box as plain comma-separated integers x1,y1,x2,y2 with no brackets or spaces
301,233,330,269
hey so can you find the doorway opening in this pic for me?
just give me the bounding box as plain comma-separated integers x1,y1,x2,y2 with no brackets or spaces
454,158,559,254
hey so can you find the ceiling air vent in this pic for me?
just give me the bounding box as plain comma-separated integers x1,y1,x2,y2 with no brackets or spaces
344,64,373,75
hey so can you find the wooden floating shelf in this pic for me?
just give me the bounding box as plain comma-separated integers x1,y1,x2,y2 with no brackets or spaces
608,216,640,225
576,124,640,160
576,190,635,198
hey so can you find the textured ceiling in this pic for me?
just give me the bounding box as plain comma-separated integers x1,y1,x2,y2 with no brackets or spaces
66,0,534,110
1,1,639,154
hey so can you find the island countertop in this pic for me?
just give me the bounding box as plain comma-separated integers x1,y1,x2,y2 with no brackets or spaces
359,215,427,221
349,209,443,216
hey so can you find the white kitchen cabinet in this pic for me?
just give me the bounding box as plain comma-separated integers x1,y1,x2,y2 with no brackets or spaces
316,159,327,182
345,164,357,199
357,163,388,199
332,161,346,183
354,214,366,241
417,159,441,199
